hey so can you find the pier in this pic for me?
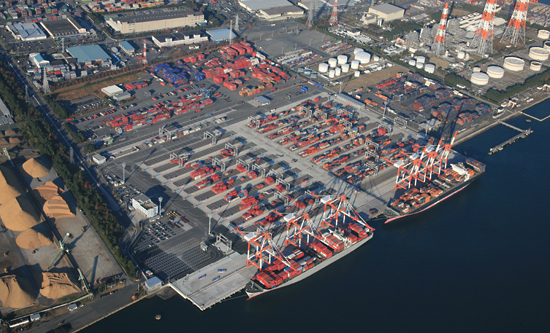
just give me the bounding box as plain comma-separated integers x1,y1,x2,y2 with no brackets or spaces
520,111,550,122
489,121,532,155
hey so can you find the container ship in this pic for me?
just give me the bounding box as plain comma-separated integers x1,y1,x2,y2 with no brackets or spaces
384,157,486,223
244,195,374,299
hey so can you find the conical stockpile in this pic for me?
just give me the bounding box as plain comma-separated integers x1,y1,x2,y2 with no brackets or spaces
32,181,62,202
43,195,74,220
0,195,40,231
22,157,50,178
0,165,25,204
0,275,36,309
16,227,53,249
40,272,80,299
4,129,18,137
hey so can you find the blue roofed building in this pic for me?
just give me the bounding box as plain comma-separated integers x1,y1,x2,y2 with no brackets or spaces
67,45,111,64
206,28,238,42
7,23,48,41
119,41,135,55
29,53,50,68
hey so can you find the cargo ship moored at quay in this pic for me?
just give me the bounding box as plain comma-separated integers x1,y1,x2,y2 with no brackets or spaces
244,195,374,299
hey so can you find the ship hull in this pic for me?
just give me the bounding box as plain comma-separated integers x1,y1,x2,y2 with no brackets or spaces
385,173,481,223
246,233,374,299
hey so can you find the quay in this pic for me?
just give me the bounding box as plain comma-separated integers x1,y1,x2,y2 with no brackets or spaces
489,120,532,155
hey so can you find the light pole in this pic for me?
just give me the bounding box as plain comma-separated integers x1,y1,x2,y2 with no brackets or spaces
121,162,126,184
158,197,163,216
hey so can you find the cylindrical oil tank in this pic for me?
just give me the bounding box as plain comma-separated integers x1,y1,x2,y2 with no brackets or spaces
355,51,371,64
487,65,504,79
416,55,426,64
354,48,364,55
337,55,348,65
530,61,542,71
529,47,550,61
457,51,466,59
328,58,338,68
373,55,380,62
341,63,350,73
504,57,525,71
538,30,550,39
544,40,550,50
416,62,423,69
473,66,481,72
354,71,360,77
318,63,329,73
335,68,342,76
424,63,435,73
471,72,489,86
329,69,335,78
409,59,416,66
351,60,360,70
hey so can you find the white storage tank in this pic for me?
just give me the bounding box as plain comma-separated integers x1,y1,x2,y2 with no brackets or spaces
424,63,435,73
473,66,481,72
457,51,466,59
337,55,348,65
416,56,426,64
408,59,416,66
329,69,336,78
351,60,360,70
471,72,489,86
416,62,424,69
544,40,550,50
530,61,542,71
354,71,361,77
341,63,350,73
328,58,338,68
355,51,371,64
354,48,364,55
318,63,329,73
373,55,380,62
529,47,550,61
504,56,525,71
335,68,342,76
538,30,550,39
487,65,505,79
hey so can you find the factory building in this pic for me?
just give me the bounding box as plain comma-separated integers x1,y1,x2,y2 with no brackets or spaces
152,32,209,48
119,41,135,55
29,53,50,68
206,28,238,42
239,0,293,11
107,10,205,34
67,45,111,64
40,18,88,39
363,4,405,24
7,23,48,41
258,6,304,21
132,194,159,218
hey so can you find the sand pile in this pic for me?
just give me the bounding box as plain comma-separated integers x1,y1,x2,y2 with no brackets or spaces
8,137,22,144
16,228,53,249
40,272,80,299
0,138,8,145
43,195,74,220
0,166,25,204
0,275,36,309
0,196,40,231
32,181,62,202
22,157,50,178
4,129,18,136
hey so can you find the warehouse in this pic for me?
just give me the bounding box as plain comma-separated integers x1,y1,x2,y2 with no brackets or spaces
7,23,47,41
40,18,87,39
106,10,205,34
239,0,293,11
29,53,50,68
298,0,359,10
366,4,405,23
206,28,238,42
152,32,209,48
113,92,132,101
258,5,304,21
119,41,135,55
67,45,111,64
101,85,123,97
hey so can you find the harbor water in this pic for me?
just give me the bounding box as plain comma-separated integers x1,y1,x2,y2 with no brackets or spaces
83,102,550,332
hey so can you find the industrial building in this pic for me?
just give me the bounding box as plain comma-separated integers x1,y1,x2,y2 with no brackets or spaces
152,32,209,48
113,91,132,101
40,18,87,39
7,23,47,41
67,45,111,64
119,41,135,55
298,0,359,10
92,154,107,165
101,85,123,97
206,28,237,42
106,10,205,34
258,5,304,21
144,276,163,292
239,0,293,11
132,194,159,218
364,4,405,24
29,53,50,68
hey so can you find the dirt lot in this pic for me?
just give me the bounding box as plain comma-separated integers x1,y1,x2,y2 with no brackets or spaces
329,66,406,93
54,71,144,102
429,57,451,71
